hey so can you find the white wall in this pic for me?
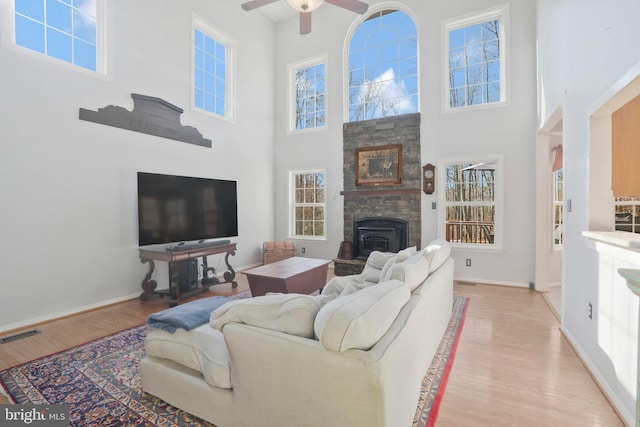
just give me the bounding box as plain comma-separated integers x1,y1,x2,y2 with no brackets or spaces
537,0,640,424
273,0,538,287
0,0,276,331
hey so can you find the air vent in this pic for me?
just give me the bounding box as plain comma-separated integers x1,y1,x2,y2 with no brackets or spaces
0,330,40,343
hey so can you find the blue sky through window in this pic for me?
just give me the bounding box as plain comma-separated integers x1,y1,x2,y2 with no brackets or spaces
14,0,97,71
348,9,418,122
194,29,226,117
294,62,326,131
448,18,501,108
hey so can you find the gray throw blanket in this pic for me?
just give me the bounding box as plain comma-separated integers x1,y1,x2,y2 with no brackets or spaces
147,296,232,333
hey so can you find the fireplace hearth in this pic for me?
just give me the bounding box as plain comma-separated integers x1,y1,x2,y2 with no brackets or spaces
353,217,408,260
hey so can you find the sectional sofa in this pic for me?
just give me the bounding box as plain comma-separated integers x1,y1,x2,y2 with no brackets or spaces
140,239,454,427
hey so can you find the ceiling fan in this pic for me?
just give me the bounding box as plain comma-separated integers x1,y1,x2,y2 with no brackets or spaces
241,0,369,35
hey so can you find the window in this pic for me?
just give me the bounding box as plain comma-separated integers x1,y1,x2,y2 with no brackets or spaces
444,4,507,110
289,56,326,132
290,170,326,239
14,0,100,72
347,9,418,122
193,18,234,120
553,169,564,246
440,156,502,248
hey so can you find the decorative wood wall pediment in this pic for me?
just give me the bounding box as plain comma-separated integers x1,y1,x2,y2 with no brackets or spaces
79,93,211,147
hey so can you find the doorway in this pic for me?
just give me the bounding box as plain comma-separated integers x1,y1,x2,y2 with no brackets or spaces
535,109,564,319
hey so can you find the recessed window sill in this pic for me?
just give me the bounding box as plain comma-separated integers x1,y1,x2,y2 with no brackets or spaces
581,230,640,253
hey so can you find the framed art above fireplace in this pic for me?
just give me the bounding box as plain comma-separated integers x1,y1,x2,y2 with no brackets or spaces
355,144,402,186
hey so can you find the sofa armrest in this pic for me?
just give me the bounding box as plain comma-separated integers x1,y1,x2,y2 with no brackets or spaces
222,323,386,427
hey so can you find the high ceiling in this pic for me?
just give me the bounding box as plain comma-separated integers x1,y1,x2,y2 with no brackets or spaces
243,1,298,23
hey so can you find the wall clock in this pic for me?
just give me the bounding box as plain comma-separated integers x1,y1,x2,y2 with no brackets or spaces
422,163,435,195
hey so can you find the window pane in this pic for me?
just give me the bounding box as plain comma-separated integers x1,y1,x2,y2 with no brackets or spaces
215,96,224,115
487,82,501,103
74,37,96,70
195,30,204,49
47,1,72,33
204,74,215,93
47,27,72,62
314,207,324,220
194,89,204,109
465,24,482,45
16,0,45,22
314,221,324,236
194,69,204,90
204,92,215,111
215,78,225,98
449,28,464,49
447,13,503,110
204,53,215,73
73,9,96,43
195,49,204,69
15,15,45,53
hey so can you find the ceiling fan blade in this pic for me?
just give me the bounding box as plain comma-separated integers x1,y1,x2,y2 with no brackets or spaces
324,0,369,14
241,0,280,12
300,11,312,35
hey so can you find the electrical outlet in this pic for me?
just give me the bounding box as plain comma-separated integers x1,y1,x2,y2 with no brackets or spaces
588,302,593,319
301,247,306,254
465,258,471,267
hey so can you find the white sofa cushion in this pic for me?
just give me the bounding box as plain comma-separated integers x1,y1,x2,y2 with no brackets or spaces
396,246,417,261
389,252,430,291
314,279,410,352
144,324,232,389
380,246,418,282
209,293,320,338
321,274,366,297
422,239,451,273
360,251,397,283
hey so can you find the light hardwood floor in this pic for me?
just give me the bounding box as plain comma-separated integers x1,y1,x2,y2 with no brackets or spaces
0,273,625,426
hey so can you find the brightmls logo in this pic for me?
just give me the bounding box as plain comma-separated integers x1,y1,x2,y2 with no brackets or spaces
1,405,68,426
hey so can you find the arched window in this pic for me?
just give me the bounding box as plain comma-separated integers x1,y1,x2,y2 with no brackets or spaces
347,9,418,122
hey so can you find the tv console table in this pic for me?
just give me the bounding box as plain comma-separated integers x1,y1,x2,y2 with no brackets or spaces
139,242,237,306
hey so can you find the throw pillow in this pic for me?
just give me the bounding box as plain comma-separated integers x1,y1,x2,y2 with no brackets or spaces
209,293,320,338
314,279,410,352
395,246,417,262
389,252,430,291
361,251,397,283
321,275,366,297
379,246,418,282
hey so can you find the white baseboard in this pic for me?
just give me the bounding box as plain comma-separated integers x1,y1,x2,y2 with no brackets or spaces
453,276,530,288
560,326,634,427
0,292,141,335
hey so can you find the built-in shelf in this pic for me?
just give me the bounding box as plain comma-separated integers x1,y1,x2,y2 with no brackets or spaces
340,188,421,196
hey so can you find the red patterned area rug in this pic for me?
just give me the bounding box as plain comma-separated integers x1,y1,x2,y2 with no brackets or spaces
0,294,468,427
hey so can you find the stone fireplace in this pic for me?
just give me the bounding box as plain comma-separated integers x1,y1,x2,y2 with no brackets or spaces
335,113,421,276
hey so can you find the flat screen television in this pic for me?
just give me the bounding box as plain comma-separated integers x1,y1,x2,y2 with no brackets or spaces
137,172,238,247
